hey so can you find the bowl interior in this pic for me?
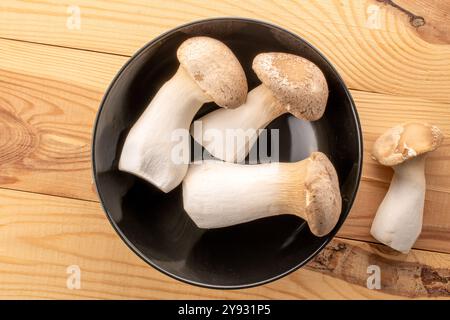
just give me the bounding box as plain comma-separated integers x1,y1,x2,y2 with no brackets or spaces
93,18,362,288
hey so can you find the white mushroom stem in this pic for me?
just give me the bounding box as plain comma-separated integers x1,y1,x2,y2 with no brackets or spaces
119,67,211,192
183,152,342,237
370,155,426,253
183,160,306,227
192,85,283,163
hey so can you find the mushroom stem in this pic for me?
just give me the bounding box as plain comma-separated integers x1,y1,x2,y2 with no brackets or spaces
370,155,426,253
119,66,210,192
192,52,329,163
182,152,342,236
192,85,284,163
184,160,308,224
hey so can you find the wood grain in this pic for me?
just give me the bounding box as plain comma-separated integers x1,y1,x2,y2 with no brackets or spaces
0,0,449,300
0,38,449,253
1,0,450,101
307,240,450,298
379,0,450,44
0,188,448,299
0,39,125,201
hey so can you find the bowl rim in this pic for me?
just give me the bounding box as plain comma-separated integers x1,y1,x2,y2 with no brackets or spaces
91,16,363,290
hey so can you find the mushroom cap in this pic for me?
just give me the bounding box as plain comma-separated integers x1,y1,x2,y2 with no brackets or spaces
252,52,328,121
177,37,247,109
304,152,342,237
371,122,444,166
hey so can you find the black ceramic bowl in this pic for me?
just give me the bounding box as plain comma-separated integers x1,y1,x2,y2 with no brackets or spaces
93,18,362,289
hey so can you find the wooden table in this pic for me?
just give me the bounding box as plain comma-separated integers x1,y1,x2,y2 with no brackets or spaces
0,0,449,299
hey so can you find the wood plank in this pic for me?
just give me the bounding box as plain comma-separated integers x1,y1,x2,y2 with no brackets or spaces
385,0,450,44
0,39,126,201
1,0,450,101
0,188,448,299
0,38,124,92
0,38,449,253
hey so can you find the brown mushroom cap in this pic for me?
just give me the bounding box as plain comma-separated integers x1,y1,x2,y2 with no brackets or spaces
177,37,247,109
371,122,444,166
304,152,342,237
252,52,328,121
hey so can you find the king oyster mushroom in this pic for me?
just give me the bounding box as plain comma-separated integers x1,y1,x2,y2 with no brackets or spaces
119,37,247,192
191,52,328,163
182,152,342,237
370,122,444,253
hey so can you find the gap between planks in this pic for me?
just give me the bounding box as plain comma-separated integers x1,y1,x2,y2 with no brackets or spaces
0,185,100,204
0,36,131,58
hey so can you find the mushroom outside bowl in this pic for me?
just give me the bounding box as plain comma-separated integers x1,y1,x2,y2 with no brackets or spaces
92,18,363,289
